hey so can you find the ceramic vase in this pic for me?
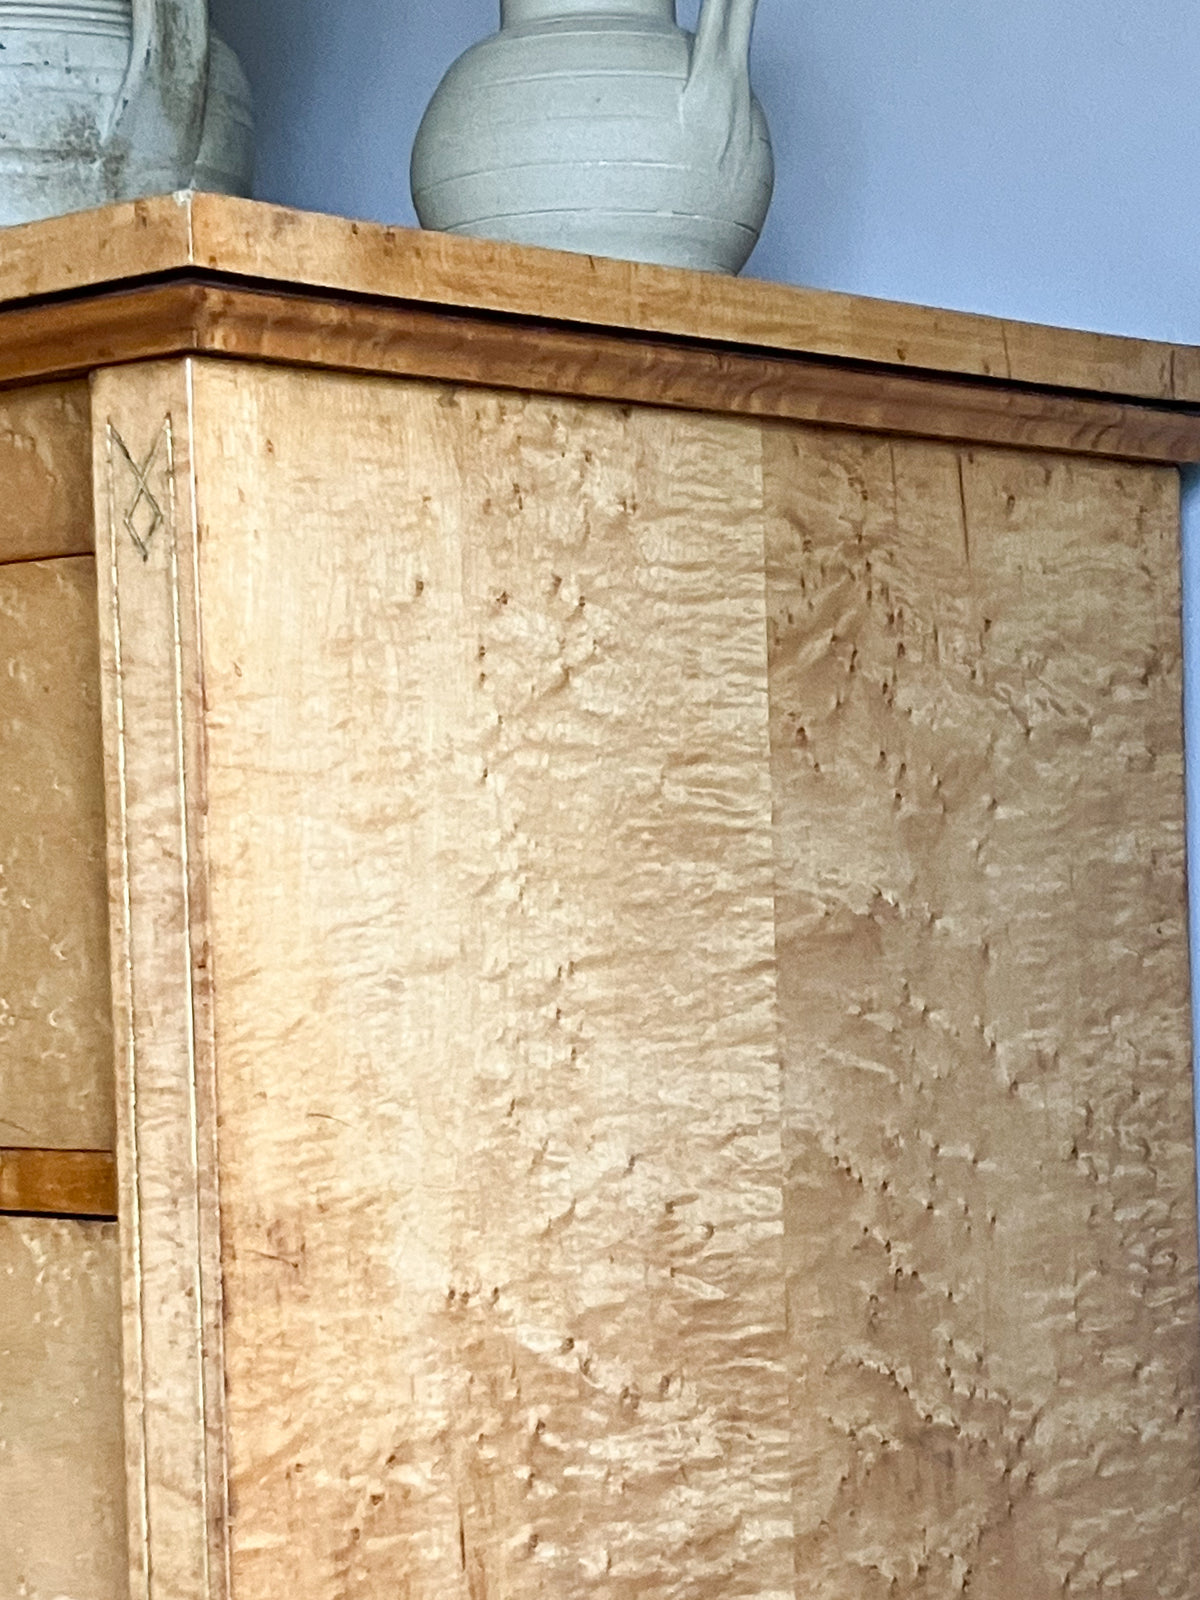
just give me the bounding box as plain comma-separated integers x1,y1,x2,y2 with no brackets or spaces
411,0,774,275
0,0,253,228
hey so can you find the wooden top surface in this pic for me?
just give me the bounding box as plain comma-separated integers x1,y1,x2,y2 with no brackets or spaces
2,191,1198,407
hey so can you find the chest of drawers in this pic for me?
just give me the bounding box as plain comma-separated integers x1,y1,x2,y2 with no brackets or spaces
3,193,1199,1599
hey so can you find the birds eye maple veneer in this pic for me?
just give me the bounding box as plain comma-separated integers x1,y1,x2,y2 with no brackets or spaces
2,193,1199,1599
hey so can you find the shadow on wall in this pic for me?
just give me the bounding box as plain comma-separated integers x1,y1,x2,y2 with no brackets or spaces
208,0,860,287
208,0,480,226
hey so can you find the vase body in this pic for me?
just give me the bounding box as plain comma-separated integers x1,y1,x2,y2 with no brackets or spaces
0,1,253,227
411,0,774,275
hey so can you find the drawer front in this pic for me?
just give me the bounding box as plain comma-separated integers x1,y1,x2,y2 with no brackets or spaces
0,1217,127,1600
0,555,113,1151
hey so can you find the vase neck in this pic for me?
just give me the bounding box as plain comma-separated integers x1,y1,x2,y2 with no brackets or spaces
502,0,675,26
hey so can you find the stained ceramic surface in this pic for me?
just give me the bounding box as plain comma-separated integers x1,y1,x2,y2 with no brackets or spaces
411,0,774,274
0,1,252,226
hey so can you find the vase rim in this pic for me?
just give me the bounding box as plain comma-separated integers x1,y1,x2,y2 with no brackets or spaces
0,1,130,12
501,0,675,26
0,0,130,33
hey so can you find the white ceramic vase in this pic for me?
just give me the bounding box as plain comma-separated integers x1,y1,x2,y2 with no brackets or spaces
411,0,774,275
0,0,253,227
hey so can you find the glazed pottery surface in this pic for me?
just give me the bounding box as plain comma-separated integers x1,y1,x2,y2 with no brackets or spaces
411,0,774,274
0,0,253,227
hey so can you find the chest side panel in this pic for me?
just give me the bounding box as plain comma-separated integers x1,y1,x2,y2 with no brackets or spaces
191,363,792,1600
767,428,1199,1597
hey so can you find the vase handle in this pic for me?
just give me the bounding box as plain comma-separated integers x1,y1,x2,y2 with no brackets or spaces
684,0,759,171
691,0,759,81
103,0,211,197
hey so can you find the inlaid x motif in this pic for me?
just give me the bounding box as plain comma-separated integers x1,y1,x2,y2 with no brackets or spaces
110,421,171,563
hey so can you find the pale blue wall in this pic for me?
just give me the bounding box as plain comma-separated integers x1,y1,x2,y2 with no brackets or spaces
209,0,1200,1105
210,0,1200,340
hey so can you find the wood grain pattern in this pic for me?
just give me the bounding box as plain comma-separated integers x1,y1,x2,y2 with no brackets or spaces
0,194,194,304
91,361,228,1600
0,1217,128,1600
0,1148,117,1217
1,193,1199,406
1,284,1197,465
188,194,1200,404
0,382,93,563
0,555,114,1151
190,362,792,1598
766,428,1200,1595
179,289,1200,466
